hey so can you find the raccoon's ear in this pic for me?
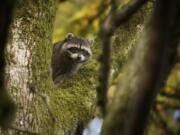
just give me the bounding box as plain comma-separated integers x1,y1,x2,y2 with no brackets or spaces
66,33,74,39
88,39,94,46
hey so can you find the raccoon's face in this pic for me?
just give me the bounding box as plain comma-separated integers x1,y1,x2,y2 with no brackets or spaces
63,34,93,63
66,45,92,63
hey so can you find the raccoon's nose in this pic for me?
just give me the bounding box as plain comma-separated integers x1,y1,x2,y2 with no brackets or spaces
77,55,81,60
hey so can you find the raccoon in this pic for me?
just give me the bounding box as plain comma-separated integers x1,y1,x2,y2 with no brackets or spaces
51,33,93,86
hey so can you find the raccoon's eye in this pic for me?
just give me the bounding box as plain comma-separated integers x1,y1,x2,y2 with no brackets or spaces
68,47,78,53
82,50,90,57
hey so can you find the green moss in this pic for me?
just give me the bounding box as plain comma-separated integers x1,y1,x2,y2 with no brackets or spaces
28,6,101,132
106,1,153,106
111,1,153,80
47,40,100,133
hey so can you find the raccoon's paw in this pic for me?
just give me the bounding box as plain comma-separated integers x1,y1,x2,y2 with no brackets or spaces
53,75,66,87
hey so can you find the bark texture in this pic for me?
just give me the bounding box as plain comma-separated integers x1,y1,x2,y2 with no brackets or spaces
1,0,56,134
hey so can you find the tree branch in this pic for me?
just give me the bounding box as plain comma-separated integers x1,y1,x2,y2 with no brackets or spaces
152,110,174,135
8,125,41,135
97,0,117,116
160,91,180,101
115,0,148,26
156,95,180,109
97,0,148,116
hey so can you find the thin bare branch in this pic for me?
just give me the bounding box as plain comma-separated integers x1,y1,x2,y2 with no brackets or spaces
9,125,41,135
157,95,180,109
97,0,148,117
115,0,148,26
153,110,174,135
29,84,56,135
97,0,117,116
160,92,180,101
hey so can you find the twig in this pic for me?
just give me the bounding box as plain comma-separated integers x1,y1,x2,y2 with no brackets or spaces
97,0,148,116
97,0,116,116
29,84,56,135
160,91,180,101
153,110,174,135
156,95,180,109
115,0,148,26
9,125,41,135
7,84,57,135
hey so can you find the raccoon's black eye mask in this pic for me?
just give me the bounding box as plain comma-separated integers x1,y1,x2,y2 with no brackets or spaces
68,47,79,53
67,47,90,57
82,50,90,57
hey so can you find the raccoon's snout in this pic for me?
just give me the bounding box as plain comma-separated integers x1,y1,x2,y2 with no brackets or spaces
77,55,81,60
69,53,85,62
77,54,87,63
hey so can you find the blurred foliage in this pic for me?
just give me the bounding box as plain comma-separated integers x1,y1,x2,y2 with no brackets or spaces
53,0,110,43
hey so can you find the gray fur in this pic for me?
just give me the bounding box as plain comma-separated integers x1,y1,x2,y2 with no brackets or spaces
51,33,93,87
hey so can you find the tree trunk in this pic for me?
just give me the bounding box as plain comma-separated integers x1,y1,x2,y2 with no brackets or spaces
1,1,96,135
